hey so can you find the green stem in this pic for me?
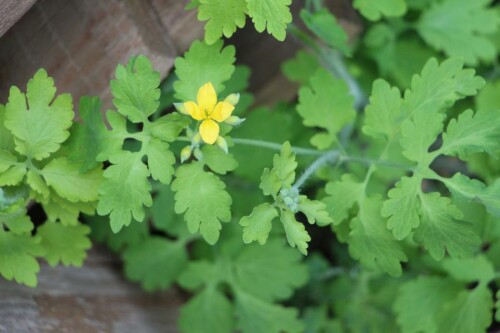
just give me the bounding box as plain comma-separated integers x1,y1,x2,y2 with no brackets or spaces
176,136,324,156
292,150,340,190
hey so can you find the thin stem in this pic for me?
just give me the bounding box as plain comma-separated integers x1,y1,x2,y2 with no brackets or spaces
292,150,340,190
176,136,324,156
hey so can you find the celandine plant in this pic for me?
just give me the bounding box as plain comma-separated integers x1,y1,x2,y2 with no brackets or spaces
2,0,500,332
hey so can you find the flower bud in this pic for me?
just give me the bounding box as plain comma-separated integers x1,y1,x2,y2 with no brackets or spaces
216,136,229,154
192,133,202,145
224,93,240,106
180,146,192,163
193,147,203,161
224,116,246,126
174,102,189,115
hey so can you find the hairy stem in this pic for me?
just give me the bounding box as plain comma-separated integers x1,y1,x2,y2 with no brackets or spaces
292,150,340,191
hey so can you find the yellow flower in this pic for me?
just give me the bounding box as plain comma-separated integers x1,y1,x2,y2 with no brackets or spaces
183,82,235,144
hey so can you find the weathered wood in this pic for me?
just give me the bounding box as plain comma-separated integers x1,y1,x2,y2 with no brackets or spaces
0,246,184,333
0,0,204,108
0,0,36,37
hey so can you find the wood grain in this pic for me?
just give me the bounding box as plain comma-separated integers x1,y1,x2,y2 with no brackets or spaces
0,247,184,333
0,0,36,37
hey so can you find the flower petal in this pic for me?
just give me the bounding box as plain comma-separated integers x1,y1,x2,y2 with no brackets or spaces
197,82,217,113
184,101,205,121
211,101,235,122
199,119,219,144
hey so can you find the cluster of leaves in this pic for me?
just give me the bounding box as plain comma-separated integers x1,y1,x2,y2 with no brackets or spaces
3,0,500,332
0,71,98,286
186,0,292,44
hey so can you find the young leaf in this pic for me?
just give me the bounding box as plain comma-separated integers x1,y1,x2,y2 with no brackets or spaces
197,0,248,44
395,277,462,333
123,237,188,291
38,223,91,267
353,0,407,21
415,193,481,260
41,158,103,203
297,69,355,149
280,210,311,255
174,40,235,101
0,231,44,287
172,162,232,244
440,109,500,158
240,202,278,245
235,289,303,333
97,152,152,232
179,287,235,333
349,197,407,277
418,0,499,65
110,55,160,123
323,174,364,225
300,9,350,56
297,196,333,226
5,69,73,160
233,240,308,301
246,0,292,41
363,79,402,141
382,176,422,240
202,145,238,175
436,285,493,333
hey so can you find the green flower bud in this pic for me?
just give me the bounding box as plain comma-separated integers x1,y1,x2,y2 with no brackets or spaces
224,93,240,106
193,147,203,161
174,102,189,115
225,116,246,126
180,146,192,163
216,136,229,154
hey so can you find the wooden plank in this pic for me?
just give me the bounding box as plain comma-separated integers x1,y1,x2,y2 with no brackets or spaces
0,247,184,333
0,0,203,108
0,0,36,37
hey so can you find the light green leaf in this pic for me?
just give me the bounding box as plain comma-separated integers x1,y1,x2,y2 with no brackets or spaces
300,9,350,55
349,197,407,277
41,158,102,203
123,237,188,291
0,149,18,174
418,0,499,65
0,231,44,287
382,176,421,240
149,113,190,142
174,40,235,101
440,109,500,158
197,0,248,44
235,289,303,333
415,193,480,260
240,203,278,245
298,196,333,225
436,285,493,333
38,223,91,267
5,69,73,160
111,55,160,123
323,174,363,225
363,79,403,141
353,0,407,21
180,287,234,333
395,276,462,333
281,51,320,85
442,255,495,284
403,58,485,117
67,96,110,172
145,139,175,184
202,145,238,175
246,0,292,41
0,165,27,186
280,210,311,255
297,69,355,149
172,162,232,244
233,240,308,301
260,141,297,197
442,173,500,217
400,111,444,163
97,152,152,232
